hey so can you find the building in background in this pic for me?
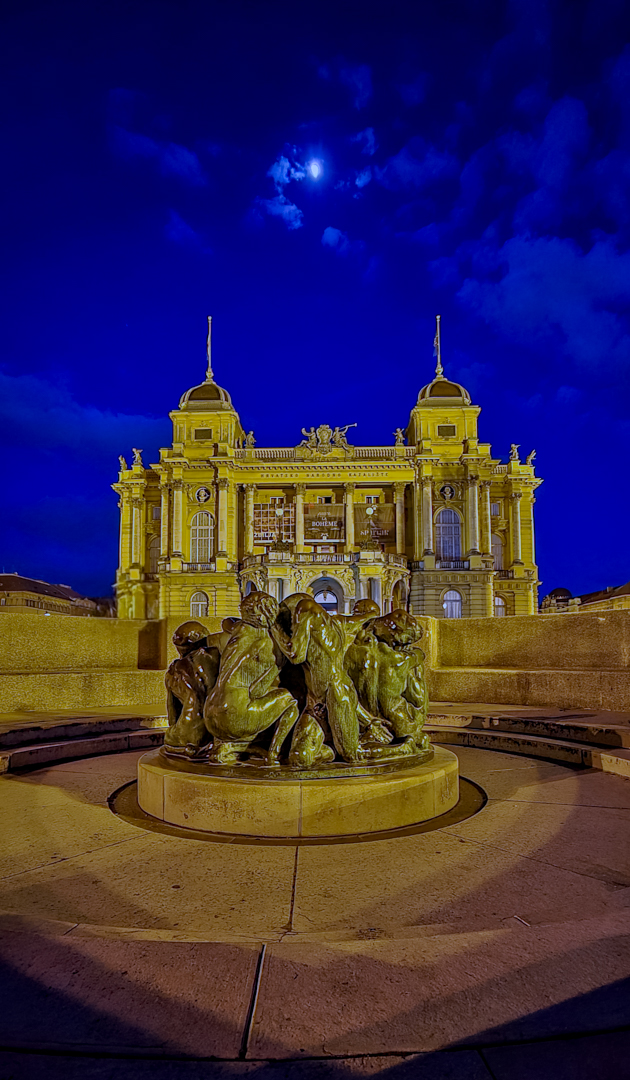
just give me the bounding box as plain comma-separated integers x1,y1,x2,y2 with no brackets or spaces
541,582,630,614
0,574,101,616
114,320,541,620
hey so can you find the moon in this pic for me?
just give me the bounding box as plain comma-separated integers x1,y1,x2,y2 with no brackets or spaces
308,160,322,179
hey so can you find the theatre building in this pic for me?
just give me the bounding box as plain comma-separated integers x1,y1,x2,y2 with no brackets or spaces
113,321,541,620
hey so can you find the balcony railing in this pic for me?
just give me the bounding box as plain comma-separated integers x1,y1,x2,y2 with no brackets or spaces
436,559,470,570
241,552,410,569
495,569,514,579
182,561,215,572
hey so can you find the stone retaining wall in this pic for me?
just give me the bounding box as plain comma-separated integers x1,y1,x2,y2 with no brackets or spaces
0,608,628,713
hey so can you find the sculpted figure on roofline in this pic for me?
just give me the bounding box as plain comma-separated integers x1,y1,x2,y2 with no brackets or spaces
163,589,432,772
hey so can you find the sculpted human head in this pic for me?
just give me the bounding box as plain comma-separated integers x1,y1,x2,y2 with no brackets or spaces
172,621,209,656
240,590,279,629
352,598,380,618
366,609,423,648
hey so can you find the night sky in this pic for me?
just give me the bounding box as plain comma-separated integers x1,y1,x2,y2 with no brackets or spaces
2,0,629,599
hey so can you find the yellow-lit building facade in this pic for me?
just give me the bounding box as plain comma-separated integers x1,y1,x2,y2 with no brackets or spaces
114,321,541,621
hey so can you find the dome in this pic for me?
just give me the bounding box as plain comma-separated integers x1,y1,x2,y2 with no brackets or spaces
416,375,471,406
179,377,233,409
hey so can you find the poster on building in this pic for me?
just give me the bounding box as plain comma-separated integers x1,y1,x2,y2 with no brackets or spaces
303,504,345,541
354,504,395,545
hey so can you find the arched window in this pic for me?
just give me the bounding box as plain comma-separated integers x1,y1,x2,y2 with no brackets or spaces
492,534,503,571
443,589,462,618
190,512,214,562
148,535,160,573
494,595,506,617
313,588,338,613
435,509,461,559
190,591,209,618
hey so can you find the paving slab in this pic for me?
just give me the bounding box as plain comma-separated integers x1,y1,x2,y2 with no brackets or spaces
0,927,258,1057
291,824,625,935
484,1028,630,1079
0,1049,494,1078
250,913,630,1058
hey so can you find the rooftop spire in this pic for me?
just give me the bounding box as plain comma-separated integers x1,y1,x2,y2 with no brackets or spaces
433,314,444,378
205,315,213,381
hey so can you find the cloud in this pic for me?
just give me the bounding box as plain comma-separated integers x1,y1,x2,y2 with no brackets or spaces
376,138,459,191
319,60,372,109
0,369,166,457
111,125,206,185
268,154,307,191
355,167,371,189
256,150,308,229
258,194,304,230
350,127,377,155
321,226,365,256
165,210,208,249
454,234,630,370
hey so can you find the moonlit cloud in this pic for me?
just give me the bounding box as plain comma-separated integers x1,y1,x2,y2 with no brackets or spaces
258,194,304,230
350,127,377,155
321,226,365,256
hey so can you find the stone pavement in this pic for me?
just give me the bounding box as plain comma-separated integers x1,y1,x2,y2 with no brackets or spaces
0,745,629,1078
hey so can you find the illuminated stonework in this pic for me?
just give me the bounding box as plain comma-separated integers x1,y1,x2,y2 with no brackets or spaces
113,319,541,620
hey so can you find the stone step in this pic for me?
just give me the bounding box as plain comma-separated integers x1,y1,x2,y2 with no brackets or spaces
428,726,630,780
0,713,167,749
0,728,166,773
427,712,630,749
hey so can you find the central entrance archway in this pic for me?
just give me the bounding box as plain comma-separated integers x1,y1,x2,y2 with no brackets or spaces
309,576,344,614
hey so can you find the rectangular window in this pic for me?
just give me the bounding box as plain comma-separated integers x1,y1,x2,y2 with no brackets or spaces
194,429,213,440
491,503,500,516
317,497,333,504
437,424,457,437
152,506,161,520
253,503,295,544
365,496,380,504
270,497,285,507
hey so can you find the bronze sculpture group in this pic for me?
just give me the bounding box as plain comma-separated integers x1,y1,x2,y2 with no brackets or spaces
164,590,431,772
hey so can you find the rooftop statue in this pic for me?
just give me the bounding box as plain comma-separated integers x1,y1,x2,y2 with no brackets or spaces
132,447,143,466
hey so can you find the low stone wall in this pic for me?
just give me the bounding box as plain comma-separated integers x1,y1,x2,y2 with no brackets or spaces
0,608,628,713
437,610,630,672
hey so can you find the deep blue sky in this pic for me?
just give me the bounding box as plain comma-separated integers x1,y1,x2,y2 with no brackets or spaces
2,0,629,598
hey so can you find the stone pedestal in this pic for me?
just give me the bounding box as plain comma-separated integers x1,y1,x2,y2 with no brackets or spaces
137,747,459,838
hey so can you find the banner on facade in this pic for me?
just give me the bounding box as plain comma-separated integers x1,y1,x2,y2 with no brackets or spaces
303,504,345,541
354,504,395,545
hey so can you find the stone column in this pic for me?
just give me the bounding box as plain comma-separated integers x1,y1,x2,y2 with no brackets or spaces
119,493,132,570
413,482,422,561
394,483,406,555
524,494,536,566
370,576,382,613
422,478,434,555
480,481,492,556
467,476,480,554
171,483,183,556
511,492,523,565
244,484,256,554
295,483,306,551
217,478,229,556
131,498,143,565
344,483,355,550
160,485,170,557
